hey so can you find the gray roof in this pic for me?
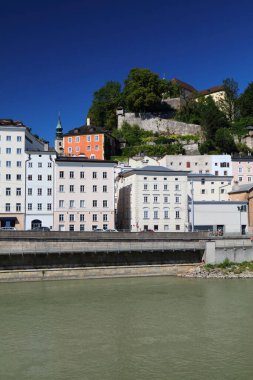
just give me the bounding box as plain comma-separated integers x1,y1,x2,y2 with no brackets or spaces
119,165,189,177
229,183,253,194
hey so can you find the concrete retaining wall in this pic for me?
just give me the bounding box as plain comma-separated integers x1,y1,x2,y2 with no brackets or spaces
204,239,253,264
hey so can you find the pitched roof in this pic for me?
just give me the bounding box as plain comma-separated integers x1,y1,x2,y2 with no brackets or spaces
120,165,189,177
171,78,197,93
199,85,225,95
63,125,111,137
229,183,253,194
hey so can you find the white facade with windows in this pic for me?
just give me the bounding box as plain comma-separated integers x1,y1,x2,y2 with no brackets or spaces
188,174,233,202
159,155,232,176
25,151,56,230
54,157,115,231
116,166,189,232
0,120,45,230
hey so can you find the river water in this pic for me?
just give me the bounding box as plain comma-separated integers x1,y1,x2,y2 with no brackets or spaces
0,276,253,380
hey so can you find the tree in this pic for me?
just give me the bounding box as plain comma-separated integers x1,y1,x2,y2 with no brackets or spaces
218,78,239,122
239,82,253,118
87,81,122,130
215,128,237,154
112,122,153,146
123,68,171,113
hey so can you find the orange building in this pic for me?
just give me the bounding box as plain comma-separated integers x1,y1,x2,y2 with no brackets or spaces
63,124,118,160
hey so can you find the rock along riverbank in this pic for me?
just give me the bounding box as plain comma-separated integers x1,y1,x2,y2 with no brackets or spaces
181,265,253,279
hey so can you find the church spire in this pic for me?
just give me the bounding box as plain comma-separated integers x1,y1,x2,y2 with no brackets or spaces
56,113,63,139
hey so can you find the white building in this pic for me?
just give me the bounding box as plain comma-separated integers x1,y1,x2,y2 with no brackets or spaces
190,201,248,235
54,157,116,231
25,150,56,230
159,154,232,176
188,174,233,202
116,166,189,232
0,119,45,230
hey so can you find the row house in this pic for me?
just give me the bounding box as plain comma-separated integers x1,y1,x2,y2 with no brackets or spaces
0,119,45,230
188,174,233,202
231,155,253,185
159,154,232,176
54,156,115,231
116,166,189,232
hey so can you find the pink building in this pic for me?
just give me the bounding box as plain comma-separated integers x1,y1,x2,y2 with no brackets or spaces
232,156,253,185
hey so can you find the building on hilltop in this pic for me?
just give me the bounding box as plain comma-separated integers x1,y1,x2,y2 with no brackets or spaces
60,118,119,160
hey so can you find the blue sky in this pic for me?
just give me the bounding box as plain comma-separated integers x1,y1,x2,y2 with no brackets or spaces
1,0,253,145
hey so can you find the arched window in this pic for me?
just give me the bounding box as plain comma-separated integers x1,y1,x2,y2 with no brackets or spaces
31,219,42,229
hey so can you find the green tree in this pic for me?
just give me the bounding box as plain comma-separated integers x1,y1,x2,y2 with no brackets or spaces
123,68,171,113
215,128,237,154
218,78,239,122
112,122,153,146
87,81,122,130
239,82,253,118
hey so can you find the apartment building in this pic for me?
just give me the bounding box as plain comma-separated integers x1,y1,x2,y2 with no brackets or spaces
232,156,253,185
54,157,116,231
159,155,232,176
0,119,45,230
116,166,189,232
188,174,233,202
25,151,56,230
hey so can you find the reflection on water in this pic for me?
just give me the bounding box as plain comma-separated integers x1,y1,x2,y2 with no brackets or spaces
0,277,253,380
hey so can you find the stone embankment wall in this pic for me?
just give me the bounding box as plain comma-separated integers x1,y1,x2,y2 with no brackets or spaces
117,112,202,136
204,239,253,264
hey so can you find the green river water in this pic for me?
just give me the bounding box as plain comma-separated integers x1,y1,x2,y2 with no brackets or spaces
0,276,253,380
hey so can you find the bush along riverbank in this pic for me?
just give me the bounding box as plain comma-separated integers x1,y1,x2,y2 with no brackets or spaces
181,259,253,279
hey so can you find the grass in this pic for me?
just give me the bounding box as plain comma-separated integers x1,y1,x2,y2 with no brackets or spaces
205,259,253,273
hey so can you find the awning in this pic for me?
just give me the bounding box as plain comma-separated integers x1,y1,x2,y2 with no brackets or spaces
0,217,18,221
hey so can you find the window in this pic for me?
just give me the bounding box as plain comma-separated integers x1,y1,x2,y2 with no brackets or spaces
69,225,74,231
59,200,64,208
80,171,85,178
47,175,52,181
144,184,148,190
68,147,72,153
28,162,33,168
239,177,243,182
211,189,215,194
93,200,98,207
38,188,42,196
248,177,252,182
164,209,169,219
224,171,228,176
80,224,85,231
6,148,11,154
38,162,42,168
221,189,225,194
93,185,97,192
93,172,97,179
38,175,42,181
103,185,107,192
59,214,64,222
175,210,180,219
47,203,52,211
47,188,52,196
80,200,85,208
175,184,180,191
215,171,218,175
69,200,75,208
90,155,96,160
103,214,108,222
37,203,42,211
144,209,149,219
176,225,180,231
16,148,22,154
164,196,169,203
201,189,206,195
69,185,74,192
28,175,32,181
16,203,21,212
94,135,99,141
59,171,64,178
103,224,108,230
154,184,158,190
28,203,32,211
5,203,10,212
154,196,158,203
69,171,74,178
154,210,159,219
201,179,205,185
6,136,11,141
6,188,11,196
16,188,21,196
95,145,99,151
6,161,11,167
103,172,107,179
6,174,11,181
186,161,191,168
80,214,85,221
80,185,85,192
75,136,80,142
59,185,64,192
87,135,91,142
68,137,72,143
76,147,80,152
17,161,22,167
92,214,98,222
48,162,52,168
87,146,91,151
144,196,148,203
164,184,168,190
28,188,32,195
164,225,169,231
153,177,157,181
17,136,22,142
69,214,75,222
103,200,108,208
144,177,147,180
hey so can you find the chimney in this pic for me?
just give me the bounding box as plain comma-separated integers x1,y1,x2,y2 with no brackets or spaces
87,117,90,126
44,141,49,151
